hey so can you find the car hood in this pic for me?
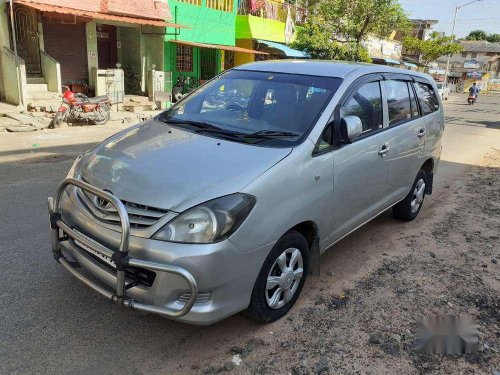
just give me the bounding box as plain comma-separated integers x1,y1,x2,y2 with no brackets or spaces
79,119,292,212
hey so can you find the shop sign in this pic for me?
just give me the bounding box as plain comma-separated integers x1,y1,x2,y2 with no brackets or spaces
464,60,480,69
466,71,483,78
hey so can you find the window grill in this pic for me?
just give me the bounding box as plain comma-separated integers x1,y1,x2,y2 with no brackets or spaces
176,45,193,72
177,0,202,5
206,0,233,12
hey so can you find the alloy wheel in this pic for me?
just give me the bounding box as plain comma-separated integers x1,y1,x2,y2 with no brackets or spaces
410,178,426,214
265,248,304,309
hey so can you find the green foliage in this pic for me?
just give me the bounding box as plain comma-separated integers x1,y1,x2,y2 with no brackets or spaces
465,30,488,41
403,32,463,65
486,34,500,43
290,0,411,62
465,30,500,43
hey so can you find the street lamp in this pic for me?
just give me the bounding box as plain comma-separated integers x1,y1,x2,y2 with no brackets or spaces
444,0,483,85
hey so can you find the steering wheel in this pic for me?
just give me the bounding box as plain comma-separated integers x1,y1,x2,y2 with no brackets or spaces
226,103,245,111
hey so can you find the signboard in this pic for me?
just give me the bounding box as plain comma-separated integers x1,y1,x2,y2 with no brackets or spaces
464,60,480,69
466,71,483,78
429,68,446,75
488,79,500,92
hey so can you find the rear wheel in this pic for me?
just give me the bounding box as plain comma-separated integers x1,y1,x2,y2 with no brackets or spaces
393,169,427,221
244,231,309,323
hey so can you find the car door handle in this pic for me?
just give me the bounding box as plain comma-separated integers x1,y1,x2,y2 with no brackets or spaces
417,129,426,138
378,143,390,156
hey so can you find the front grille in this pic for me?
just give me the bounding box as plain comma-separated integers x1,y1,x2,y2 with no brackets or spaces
81,246,156,287
76,188,168,229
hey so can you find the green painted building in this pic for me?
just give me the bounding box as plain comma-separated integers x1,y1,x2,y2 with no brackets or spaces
163,0,238,94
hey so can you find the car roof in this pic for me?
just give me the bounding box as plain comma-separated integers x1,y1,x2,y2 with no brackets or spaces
235,60,433,82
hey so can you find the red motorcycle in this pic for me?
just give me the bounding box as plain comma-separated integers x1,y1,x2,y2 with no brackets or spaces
50,86,111,127
467,94,476,105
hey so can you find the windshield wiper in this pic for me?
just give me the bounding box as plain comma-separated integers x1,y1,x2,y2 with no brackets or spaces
165,119,245,139
244,130,300,139
163,119,220,130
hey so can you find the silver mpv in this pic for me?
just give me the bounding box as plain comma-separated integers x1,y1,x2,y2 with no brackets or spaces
48,61,444,325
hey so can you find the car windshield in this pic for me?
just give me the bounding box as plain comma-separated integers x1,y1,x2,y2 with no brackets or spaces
160,69,342,147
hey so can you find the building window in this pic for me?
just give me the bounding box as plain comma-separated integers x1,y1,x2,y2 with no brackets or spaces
462,52,467,58
206,0,233,12
471,52,477,58
176,45,193,72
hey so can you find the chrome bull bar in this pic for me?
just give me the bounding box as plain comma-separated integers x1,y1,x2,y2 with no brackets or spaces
48,177,198,319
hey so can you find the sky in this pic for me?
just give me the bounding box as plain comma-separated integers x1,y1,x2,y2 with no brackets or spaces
399,0,500,38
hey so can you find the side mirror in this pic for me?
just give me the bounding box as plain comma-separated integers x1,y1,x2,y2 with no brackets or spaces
340,115,363,142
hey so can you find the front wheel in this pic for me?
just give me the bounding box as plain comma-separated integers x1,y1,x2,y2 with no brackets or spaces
244,231,309,323
393,169,427,221
49,111,64,128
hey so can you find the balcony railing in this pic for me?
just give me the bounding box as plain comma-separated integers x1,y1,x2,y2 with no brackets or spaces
238,0,307,25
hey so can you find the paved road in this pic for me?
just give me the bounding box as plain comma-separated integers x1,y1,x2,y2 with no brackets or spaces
0,94,499,374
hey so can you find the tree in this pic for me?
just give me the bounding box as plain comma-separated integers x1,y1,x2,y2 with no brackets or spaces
465,30,488,41
486,33,500,43
403,32,463,66
291,0,411,61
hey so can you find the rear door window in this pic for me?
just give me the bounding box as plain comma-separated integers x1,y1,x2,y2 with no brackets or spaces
414,82,440,115
385,80,412,126
408,82,420,118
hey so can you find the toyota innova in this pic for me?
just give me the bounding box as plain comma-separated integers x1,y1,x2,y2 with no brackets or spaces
48,61,444,324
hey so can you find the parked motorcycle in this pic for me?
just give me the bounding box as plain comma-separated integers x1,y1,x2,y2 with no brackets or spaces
172,75,199,103
50,86,111,127
467,94,476,105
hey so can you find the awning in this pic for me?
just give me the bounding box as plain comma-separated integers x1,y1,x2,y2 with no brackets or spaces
15,0,186,28
170,40,268,55
383,58,401,65
256,40,309,58
403,62,417,68
371,57,401,65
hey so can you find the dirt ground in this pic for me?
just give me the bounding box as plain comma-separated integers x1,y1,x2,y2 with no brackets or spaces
195,151,500,375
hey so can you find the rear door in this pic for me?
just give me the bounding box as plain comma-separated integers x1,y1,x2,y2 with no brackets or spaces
329,76,391,242
413,81,444,163
381,77,426,204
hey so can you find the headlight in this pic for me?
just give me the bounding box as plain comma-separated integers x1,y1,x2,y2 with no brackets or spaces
65,156,82,197
153,194,255,244
67,155,82,178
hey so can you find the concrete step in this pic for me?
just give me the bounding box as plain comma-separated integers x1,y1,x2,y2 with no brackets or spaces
25,90,59,100
26,98,61,112
27,83,48,92
121,101,156,112
27,76,46,84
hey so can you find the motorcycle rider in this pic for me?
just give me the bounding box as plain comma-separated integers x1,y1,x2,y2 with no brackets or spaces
469,83,480,101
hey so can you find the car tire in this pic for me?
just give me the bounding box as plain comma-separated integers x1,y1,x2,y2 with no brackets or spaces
244,230,309,323
393,169,428,221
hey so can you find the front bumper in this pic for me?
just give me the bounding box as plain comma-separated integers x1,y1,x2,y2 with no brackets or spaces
49,178,267,324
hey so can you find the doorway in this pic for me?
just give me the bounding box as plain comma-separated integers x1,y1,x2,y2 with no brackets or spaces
13,5,41,75
96,24,117,69
200,48,217,82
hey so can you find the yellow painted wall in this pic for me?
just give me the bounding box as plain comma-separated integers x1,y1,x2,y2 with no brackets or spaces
234,39,256,67
235,15,286,43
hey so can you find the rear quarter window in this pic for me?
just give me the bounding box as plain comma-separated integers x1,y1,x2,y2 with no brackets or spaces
414,82,440,115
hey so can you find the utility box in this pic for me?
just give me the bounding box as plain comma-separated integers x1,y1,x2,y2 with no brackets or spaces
148,70,172,109
94,68,124,103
